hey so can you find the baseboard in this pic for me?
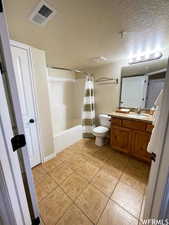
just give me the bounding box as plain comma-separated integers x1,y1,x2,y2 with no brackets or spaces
43,152,56,162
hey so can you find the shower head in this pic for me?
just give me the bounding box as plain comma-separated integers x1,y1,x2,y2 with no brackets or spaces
73,69,81,73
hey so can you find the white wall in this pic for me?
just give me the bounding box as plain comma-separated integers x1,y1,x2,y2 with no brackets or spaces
82,61,126,121
47,68,82,135
31,48,54,158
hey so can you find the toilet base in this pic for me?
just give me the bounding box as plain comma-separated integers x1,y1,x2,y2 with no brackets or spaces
95,136,105,147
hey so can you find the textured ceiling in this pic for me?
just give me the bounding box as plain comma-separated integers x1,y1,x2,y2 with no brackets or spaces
4,0,169,68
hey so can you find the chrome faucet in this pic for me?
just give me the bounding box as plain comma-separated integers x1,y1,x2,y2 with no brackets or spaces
136,106,142,114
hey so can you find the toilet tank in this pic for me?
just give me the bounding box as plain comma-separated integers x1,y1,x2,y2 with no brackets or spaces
99,114,111,128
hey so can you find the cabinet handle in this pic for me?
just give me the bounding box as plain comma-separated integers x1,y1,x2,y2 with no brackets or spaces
150,152,156,162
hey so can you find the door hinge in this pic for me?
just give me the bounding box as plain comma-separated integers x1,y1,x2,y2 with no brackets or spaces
0,62,5,74
11,134,26,152
0,0,3,13
32,217,40,225
0,62,3,73
150,152,156,162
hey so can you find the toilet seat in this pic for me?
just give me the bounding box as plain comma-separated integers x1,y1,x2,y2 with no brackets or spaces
92,114,111,147
92,125,109,146
93,126,109,133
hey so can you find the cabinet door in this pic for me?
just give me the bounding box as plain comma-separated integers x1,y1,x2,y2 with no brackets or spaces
131,131,151,162
111,126,131,153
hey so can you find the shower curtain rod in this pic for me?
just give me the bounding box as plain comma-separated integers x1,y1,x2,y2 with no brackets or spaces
95,77,118,83
48,66,91,75
48,66,118,83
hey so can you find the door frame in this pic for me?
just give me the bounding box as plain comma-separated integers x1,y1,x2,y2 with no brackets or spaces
144,60,169,219
10,40,44,166
0,162,17,225
0,69,31,225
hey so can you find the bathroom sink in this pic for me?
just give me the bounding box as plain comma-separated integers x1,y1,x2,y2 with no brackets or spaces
127,113,150,119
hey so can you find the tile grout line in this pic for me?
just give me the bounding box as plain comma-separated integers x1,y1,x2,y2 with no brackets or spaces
108,164,142,222
95,159,140,224
95,168,124,225
111,199,140,221
95,195,110,225
54,201,75,225
120,162,145,222
75,155,125,225
42,167,83,225
72,202,96,225
37,185,58,202
55,182,95,225
57,176,90,204
51,154,108,225
36,153,100,204
36,163,67,203
37,148,123,223
45,157,94,224
34,140,149,225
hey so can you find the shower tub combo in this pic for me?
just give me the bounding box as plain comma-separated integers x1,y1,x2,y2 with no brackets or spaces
47,68,84,154
54,124,82,154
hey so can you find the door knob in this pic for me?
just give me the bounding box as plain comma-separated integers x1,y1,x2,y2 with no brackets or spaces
29,118,35,123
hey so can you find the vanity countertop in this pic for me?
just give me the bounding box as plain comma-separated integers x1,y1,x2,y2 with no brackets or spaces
108,111,153,123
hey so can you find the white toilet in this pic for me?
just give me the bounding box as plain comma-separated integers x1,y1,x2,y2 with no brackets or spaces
92,114,111,147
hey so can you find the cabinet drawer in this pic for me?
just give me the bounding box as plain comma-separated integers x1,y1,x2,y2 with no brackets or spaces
122,119,146,131
146,124,154,133
111,117,122,126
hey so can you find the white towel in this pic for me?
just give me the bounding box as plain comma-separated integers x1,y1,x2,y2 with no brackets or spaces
152,89,163,125
147,90,163,153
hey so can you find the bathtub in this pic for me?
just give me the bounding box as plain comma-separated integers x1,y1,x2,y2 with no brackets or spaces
54,125,83,154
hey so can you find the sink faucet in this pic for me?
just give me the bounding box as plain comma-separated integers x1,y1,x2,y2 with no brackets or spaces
136,107,142,114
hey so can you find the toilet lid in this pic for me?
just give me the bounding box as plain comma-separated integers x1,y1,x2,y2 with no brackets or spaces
93,126,109,133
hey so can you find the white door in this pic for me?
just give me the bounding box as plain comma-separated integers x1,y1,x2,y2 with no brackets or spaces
0,70,31,225
0,5,39,223
144,66,169,219
11,44,41,167
120,76,147,108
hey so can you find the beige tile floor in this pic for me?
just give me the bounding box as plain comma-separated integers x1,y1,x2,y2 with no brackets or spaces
33,139,150,225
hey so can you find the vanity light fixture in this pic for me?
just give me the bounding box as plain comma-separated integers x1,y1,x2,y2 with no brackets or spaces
129,51,163,64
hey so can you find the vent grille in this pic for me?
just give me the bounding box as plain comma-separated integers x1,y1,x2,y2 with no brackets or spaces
32,14,44,24
38,5,53,17
29,0,56,26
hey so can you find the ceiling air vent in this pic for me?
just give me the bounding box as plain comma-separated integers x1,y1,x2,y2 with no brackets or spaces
29,0,56,26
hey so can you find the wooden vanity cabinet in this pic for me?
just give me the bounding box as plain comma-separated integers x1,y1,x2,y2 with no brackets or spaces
110,117,152,162
131,131,151,162
110,126,131,153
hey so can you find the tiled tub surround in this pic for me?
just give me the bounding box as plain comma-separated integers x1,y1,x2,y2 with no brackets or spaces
33,139,150,225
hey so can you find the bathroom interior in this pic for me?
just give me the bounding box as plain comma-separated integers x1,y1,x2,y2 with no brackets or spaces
3,0,169,224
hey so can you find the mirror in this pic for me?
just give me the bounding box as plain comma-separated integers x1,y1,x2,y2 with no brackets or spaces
120,60,167,109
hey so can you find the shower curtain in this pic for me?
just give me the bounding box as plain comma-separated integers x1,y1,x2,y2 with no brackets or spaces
82,75,95,138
